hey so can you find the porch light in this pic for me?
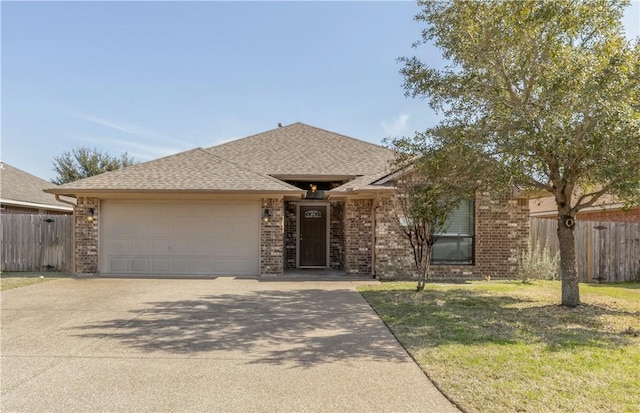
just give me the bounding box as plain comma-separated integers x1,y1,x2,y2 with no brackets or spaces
310,184,317,193
262,208,271,222
87,207,95,222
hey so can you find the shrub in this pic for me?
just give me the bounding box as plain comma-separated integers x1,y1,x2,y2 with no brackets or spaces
518,243,559,282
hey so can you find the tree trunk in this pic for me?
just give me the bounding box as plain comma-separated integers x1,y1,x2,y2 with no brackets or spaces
557,215,580,307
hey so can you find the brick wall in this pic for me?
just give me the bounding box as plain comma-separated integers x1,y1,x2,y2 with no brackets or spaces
284,200,297,269
533,207,639,223
260,198,284,276
470,193,529,278
577,208,640,223
374,197,414,278
374,192,530,279
329,200,344,270
75,197,99,274
344,199,373,275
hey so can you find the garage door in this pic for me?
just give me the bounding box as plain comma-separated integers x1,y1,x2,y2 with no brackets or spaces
100,200,260,276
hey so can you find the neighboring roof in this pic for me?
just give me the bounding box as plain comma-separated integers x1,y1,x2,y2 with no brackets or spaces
46,148,304,195
206,122,394,191
529,194,636,217
44,123,395,196
0,162,73,211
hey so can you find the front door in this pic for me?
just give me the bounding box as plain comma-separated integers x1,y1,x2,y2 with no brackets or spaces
299,205,327,267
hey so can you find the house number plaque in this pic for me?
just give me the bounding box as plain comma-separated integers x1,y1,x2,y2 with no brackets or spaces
304,210,322,219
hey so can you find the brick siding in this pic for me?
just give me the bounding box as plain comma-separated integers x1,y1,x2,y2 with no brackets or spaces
577,208,639,223
375,192,530,279
69,191,529,279
374,197,413,278
329,201,344,270
284,200,297,270
344,199,373,275
260,198,284,276
533,207,639,223
74,197,99,274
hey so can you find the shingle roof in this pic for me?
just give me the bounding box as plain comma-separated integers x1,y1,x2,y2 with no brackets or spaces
206,122,394,181
0,162,73,210
45,123,394,195
46,148,303,194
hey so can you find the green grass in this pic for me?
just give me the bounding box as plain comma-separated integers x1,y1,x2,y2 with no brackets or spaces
0,272,68,291
359,280,640,413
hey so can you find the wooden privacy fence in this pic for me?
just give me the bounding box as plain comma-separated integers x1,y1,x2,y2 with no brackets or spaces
530,218,640,283
1,214,73,272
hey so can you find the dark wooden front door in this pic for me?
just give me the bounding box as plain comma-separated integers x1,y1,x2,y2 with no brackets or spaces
299,205,327,267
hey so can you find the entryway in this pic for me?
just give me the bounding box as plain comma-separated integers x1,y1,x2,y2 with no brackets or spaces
298,204,328,267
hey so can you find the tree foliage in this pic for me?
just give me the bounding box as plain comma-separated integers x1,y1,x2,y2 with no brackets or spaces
52,147,137,184
400,0,640,306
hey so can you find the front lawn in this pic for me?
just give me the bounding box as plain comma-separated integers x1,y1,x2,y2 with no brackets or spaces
359,281,640,413
0,273,68,291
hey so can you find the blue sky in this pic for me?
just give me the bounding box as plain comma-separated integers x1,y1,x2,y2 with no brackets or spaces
2,1,639,182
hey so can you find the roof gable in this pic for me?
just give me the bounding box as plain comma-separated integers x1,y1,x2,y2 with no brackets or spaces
206,122,394,177
47,148,303,194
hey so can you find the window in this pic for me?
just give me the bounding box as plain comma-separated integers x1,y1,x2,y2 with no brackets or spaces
431,199,474,264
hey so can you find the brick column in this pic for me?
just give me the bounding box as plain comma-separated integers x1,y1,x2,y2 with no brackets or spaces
344,198,373,275
284,200,298,270
260,198,284,276
74,197,99,275
329,200,345,270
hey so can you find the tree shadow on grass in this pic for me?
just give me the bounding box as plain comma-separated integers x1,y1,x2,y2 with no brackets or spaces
360,288,639,351
586,282,640,290
70,288,408,368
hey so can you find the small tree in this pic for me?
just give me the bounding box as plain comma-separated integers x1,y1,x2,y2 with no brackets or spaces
388,142,476,291
52,147,137,184
394,175,463,290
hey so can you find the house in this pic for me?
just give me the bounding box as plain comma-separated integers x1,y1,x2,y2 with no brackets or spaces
0,162,73,215
44,123,529,278
530,195,640,223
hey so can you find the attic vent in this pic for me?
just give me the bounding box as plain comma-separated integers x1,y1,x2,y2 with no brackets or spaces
278,123,283,128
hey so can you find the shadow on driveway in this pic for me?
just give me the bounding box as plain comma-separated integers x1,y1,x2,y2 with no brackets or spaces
70,287,407,367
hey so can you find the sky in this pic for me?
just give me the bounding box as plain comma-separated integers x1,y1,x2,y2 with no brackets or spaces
2,1,639,182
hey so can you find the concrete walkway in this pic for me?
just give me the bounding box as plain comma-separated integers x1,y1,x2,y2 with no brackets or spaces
1,277,459,412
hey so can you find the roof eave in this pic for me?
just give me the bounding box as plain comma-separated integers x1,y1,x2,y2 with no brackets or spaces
0,198,74,211
44,188,306,196
326,187,396,198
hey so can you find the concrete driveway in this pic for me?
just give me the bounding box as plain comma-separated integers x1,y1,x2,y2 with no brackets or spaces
1,277,458,412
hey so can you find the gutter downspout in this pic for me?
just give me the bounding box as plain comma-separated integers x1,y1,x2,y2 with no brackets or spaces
371,194,381,279
55,194,77,208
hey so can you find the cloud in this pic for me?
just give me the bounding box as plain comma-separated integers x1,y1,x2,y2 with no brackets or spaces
381,113,411,137
65,110,195,160
79,136,187,160
67,111,158,139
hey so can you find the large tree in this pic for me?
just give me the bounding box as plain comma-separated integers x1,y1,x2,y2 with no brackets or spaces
400,0,640,306
52,147,136,184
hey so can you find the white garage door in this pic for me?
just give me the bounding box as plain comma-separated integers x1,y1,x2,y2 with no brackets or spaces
101,200,260,276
